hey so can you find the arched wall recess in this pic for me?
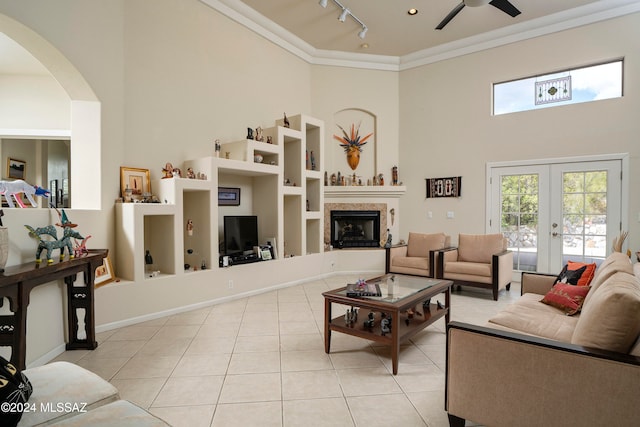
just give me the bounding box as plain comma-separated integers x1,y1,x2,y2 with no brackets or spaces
331,108,377,184
0,13,101,209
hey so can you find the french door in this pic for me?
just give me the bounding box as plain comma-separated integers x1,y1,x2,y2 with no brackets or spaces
489,158,623,274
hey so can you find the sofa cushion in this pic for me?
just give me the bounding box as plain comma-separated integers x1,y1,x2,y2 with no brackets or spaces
584,252,634,307
406,232,446,257
0,356,33,427
19,362,119,426
555,261,596,286
457,234,506,264
571,271,640,353
393,256,429,270
541,282,591,315
445,261,491,277
488,293,579,342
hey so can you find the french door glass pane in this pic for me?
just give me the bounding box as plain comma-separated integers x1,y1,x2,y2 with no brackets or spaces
562,171,608,263
501,174,538,272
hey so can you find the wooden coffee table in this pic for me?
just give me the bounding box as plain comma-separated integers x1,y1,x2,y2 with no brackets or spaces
323,274,452,375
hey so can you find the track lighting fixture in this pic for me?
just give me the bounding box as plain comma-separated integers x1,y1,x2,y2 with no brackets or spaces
319,0,369,40
338,8,349,22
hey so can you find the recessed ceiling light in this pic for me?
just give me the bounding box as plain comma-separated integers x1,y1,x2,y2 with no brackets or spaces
408,8,418,15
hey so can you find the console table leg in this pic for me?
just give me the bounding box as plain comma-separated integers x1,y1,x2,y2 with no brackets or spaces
391,311,400,375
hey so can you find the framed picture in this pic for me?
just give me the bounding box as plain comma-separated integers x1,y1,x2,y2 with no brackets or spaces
426,176,462,198
7,158,26,180
120,167,151,201
95,256,115,287
218,187,240,206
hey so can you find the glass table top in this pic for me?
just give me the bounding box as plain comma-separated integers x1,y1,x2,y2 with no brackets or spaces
337,274,443,303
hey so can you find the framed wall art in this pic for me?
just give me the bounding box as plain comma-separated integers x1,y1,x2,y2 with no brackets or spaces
7,158,26,180
95,256,115,287
120,166,151,201
218,187,240,206
426,176,462,198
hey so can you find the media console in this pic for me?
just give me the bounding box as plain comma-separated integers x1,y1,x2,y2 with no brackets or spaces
219,252,261,267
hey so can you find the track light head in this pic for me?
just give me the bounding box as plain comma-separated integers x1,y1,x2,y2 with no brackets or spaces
358,26,367,39
319,0,328,8
338,8,349,22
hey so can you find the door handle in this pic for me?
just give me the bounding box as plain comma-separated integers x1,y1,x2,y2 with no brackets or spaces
552,232,563,237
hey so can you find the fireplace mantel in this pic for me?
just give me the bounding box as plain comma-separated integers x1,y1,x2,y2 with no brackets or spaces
324,186,406,198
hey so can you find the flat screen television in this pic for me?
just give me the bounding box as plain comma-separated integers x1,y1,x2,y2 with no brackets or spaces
223,215,259,256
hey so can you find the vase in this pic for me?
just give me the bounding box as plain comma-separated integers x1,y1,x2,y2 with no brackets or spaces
0,227,8,273
346,147,360,170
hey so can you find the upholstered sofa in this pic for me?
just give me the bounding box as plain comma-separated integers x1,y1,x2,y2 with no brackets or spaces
17,361,169,426
445,252,640,427
385,232,451,277
437,233,513,300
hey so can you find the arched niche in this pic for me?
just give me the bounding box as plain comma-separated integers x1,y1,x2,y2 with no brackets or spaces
331,108,377,184
0,13,101,209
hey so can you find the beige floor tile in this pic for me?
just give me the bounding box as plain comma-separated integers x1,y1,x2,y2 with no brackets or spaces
50,350,91,363
336,367,403,397
242,311,279,323
218,372,281,403
279,333,324,352
373,343,435,368
113,355,180,379
329,348,385,370
244,302,278,313
205,310,244,324
196,322,240,338
109,377,167,408
282,370,342,400
148,405,215,427
347,394,427,426
165,310,209,326
406,390,452,427
152,375,225,406
281,349,333,372
234,334,280,353
283,398,353,427
172,353,231,377
137,337,192,357
277,293,308,303
391,363,445,393
79,340,145,360
212,401,282,427
95,329,116,342
247,291,278,303
107,325,161,341
238,320,280,337
278,301,311,313
153,325,200,340
279,320,320,335
227,351,280,374
185,336,236,355
74,356,130,380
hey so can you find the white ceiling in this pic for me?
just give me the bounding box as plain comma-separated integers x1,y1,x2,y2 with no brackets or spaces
1,0,639,76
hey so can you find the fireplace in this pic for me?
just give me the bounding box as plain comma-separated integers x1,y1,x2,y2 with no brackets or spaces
330,210,381,248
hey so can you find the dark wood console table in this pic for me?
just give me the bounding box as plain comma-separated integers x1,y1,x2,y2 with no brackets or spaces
0,249,107,370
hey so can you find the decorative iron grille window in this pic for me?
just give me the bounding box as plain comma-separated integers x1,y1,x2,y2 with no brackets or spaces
493,60,622,115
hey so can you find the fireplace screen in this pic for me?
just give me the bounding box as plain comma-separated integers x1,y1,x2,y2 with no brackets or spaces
330,210,381,248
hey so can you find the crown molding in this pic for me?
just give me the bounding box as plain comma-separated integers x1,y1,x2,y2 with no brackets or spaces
202,0,640,72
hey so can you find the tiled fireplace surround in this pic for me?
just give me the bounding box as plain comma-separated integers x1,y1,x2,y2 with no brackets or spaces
323,203,388,248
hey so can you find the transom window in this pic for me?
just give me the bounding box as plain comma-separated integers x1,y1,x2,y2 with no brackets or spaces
493,60,623,115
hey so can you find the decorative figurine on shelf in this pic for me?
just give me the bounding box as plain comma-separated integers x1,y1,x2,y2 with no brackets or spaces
378,173,384,186
384,229,392,249
214,139,221,157
266,135,273,144
310,151,316,171
330,173,337,186
0,180,50,208
324,171,328,186
186,167,195,179
186,219,194,236
255,126,264,142
26,209,85,263
305,150,310,170
381,317,391,336
364,312,375,330
283,113,290,128
247,127,254,140
73,234,92,258
172,168,182,178
392,166,398,185
162,163,174,179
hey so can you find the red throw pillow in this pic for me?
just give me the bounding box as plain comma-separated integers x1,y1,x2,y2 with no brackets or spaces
554,261,597,286
541,283,591,315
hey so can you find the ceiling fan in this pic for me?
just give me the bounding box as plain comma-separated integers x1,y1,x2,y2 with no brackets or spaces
436,0,521,30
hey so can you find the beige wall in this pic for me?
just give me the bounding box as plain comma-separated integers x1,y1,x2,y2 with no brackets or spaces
0,0,638,365
399,13,640,251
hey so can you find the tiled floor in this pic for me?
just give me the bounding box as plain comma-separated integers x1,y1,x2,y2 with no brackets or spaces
53,274,521,427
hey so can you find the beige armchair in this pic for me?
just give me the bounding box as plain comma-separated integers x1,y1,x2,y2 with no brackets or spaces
385,232,451,277
437,233,513,300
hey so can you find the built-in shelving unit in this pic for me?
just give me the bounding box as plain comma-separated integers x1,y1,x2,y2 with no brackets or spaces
115,114,325,281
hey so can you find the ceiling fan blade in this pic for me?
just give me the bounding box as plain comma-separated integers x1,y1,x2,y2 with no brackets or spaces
489,0,521,17
436,2,465,30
